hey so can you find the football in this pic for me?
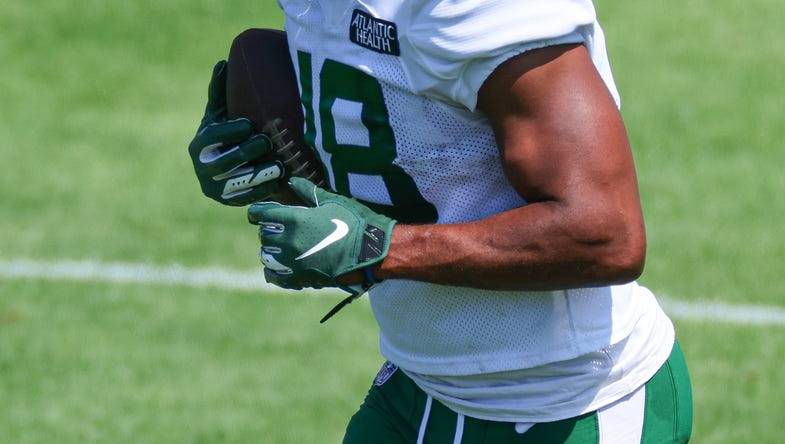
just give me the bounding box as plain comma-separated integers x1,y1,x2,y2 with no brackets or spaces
225,28,327,201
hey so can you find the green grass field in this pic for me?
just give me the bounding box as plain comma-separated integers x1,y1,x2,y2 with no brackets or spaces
1,1,783,442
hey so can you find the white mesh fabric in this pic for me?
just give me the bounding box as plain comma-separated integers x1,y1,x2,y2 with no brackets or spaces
283,0,649,374
404,287,675,422
369,282,647,376
281,0,673,419
331,98,369,146
373,53,526,224
347,173,393,205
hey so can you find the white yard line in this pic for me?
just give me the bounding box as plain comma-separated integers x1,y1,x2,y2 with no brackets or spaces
657,298,785,327
0,258,280,292
1,258,784,327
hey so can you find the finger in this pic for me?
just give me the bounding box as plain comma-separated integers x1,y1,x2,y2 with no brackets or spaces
288,177,320,206
289,176,342,207
195,117,253,147
220,162,284,203
190,118,255,167
260,248,293,274
198,61,229,131
263,268,303,290
223,180,279,207
205,61,228,115
258,222,285,238
200,133,273,176
247,200,294,225
191,119,255,173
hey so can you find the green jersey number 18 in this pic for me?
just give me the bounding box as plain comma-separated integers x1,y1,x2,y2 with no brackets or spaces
297,51,437,224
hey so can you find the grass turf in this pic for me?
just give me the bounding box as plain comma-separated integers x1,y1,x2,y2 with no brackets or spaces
0,279,380,443
2,280,785,443
1,0,783,442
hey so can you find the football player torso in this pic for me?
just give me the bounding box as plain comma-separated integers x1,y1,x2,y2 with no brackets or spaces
280,0,675,422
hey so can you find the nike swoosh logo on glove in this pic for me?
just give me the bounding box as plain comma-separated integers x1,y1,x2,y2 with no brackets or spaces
295,219,350,260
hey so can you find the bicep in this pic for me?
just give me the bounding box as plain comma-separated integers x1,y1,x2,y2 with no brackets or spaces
478,44,638,208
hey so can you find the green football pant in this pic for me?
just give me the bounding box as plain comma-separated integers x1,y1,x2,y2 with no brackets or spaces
343,342,692,444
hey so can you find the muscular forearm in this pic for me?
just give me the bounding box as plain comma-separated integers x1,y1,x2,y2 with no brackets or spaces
374,200,645,291
346,45,647,292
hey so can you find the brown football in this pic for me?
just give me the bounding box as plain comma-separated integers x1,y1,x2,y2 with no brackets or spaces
225,28,327,202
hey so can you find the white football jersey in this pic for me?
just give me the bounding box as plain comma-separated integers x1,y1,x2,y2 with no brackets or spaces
279,0,674,422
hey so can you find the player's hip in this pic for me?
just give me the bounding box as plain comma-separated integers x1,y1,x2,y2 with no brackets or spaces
343,342,692,444
370,282,656,376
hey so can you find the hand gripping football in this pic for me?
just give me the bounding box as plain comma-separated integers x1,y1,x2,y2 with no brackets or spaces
226,28,327,203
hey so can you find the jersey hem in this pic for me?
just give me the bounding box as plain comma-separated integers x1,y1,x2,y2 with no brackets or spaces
407,327,676,424
380,321,638,377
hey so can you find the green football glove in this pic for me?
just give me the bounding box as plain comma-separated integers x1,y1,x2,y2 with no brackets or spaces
188,61,283,206
248,177,396,295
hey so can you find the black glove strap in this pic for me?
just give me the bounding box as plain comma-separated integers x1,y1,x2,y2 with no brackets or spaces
320,266,383,323
319,294,360,324
363,266,383,287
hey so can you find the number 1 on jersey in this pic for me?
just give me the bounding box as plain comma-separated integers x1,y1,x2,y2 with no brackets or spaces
297,51,437,224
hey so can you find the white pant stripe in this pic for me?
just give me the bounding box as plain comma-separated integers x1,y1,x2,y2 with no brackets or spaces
597,384,646,444
453,414,465,444
416,395,433,444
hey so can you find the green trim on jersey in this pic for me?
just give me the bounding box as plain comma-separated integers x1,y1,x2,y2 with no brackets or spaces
296,51,438,224
343,342,692,444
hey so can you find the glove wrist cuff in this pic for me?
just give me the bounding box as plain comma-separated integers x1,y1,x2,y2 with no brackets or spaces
363,265,383,287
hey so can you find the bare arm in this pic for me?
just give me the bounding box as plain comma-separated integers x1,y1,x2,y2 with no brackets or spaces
372,44,646,291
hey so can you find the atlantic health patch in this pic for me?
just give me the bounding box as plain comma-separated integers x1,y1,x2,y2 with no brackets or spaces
350,9,400,56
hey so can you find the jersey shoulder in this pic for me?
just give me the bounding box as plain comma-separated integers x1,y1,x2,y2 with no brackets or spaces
400,0,596,52
397,0,598,110
279,0,611,110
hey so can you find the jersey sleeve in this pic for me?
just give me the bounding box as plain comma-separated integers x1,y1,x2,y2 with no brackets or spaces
399,0,605,111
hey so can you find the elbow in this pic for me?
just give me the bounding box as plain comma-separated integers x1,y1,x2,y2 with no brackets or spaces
595,225,647,285
570,211,646,285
